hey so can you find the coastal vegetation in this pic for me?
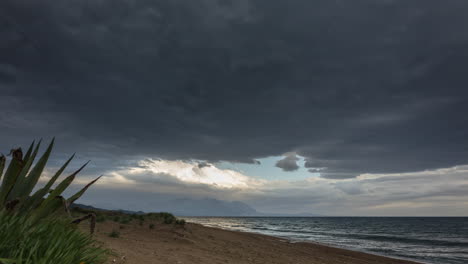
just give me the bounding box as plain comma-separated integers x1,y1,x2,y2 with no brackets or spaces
72,205,186,228
0,139,105,263
0,212,107,264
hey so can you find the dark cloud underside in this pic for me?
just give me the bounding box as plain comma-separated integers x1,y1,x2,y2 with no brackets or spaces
1,0,468,178
276,153,300,172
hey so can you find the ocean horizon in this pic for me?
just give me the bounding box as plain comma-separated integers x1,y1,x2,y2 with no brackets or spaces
185,216,468,264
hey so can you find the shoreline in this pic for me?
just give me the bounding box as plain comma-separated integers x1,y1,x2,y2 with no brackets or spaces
186,221,423,264
94,219,421,264
190,223,423,264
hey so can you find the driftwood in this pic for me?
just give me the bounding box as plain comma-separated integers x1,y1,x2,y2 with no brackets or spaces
71,212,97,234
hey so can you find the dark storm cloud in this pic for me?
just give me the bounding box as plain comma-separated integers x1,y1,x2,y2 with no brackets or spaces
1,0,468,178
275,153,300,172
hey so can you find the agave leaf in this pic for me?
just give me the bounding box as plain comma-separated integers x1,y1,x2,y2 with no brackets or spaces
30,195,66,223
7,140,41,200
0,148,24,207
47,161,88,199
67,175,102,206
29,196,65,224
21,154,75,212
0,155,5,184
22,140,35,166
19,139,54,198
31,162,88,218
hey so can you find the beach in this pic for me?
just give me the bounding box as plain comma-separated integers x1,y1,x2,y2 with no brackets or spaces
94,220,419,264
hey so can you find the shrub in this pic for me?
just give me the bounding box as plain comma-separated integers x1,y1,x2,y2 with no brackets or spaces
112,216,121,222
96,215,107,223
0,212,107,264
120,217,131,224
149,223,155,229
109,230,120,238
163,216,175,224
175,219,186,226
130,214,138,219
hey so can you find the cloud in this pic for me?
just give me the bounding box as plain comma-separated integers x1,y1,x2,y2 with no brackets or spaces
197,162,211,169
275,152,300,172
104,158,262,189
65,159,468,216
1,0,468,182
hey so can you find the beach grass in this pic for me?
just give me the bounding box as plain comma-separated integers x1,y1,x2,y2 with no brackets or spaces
0,212,107,264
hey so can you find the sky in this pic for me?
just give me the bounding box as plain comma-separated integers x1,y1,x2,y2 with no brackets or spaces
1,0,468,216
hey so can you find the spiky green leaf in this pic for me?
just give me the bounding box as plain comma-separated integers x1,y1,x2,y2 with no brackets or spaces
22,140,35,165
0,155,5,184
21,154,75,212
30,196,66,223
67,175,102,205
19,139,54,198
7,141,41,200
31,162,88,219
0,149,24,207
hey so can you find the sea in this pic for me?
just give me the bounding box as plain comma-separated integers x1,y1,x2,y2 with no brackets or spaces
184,217,468,264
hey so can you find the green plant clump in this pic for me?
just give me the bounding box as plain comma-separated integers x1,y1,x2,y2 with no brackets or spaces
0,140,105,263
119,217,131,224
0,212,107,264
109,230,120,238
0,139,100,223
96,215,107,223
175,219,186,226
149,223,155,229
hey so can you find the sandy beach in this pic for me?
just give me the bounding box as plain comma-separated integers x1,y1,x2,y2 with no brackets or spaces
93,220,420,264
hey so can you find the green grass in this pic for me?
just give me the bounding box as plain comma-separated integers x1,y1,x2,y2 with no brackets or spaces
0,212,107,264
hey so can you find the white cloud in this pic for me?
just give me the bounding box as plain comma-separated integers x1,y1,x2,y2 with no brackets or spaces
104,158,262,189
68,159,468,216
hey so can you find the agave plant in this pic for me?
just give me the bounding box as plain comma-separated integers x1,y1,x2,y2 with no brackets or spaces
0,139,100,232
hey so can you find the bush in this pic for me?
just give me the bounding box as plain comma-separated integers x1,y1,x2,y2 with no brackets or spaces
0,212,107,264
109,230,120,238
130,214,139,219
120,217,131,224
149,224,155,229
175,219,186,226
112,216,120,222
96,215,107,223
163,216,174,224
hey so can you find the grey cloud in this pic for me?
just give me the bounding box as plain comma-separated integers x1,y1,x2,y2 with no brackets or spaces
275,152,300,172
334,182,366,195
59,161,468,216
1,0,468,180
197,162,211,169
